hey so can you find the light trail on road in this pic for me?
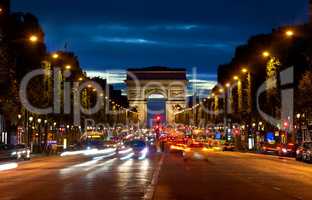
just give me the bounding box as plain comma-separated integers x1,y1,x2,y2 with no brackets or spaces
0,162,18,171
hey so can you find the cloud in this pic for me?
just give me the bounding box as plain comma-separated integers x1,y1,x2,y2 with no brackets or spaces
147,24,200,31
188,79,216,97
189,79,216,89
87,69,216,97
92,36,158,45
87,70,126,84
92,35,234,52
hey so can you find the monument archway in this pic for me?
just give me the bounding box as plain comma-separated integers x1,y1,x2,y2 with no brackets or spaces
126,67,187,126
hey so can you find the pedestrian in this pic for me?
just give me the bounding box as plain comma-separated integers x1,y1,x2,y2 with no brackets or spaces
46,144,51,156
161,140,165,152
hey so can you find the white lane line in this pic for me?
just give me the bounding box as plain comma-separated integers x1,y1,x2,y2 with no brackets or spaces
273,186,281,191
0,162,18,171
144,155,165,200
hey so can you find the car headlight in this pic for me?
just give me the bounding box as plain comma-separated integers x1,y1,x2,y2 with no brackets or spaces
139,147,149,160
141,147,148,155
11,152,17,156
282,148,287,153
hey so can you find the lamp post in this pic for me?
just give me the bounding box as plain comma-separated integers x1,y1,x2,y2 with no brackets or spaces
28,116,33,149
29,35,39,43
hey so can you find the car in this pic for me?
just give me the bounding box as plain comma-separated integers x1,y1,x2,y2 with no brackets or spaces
103,141,118,149
276,143,297,157
223,142,235,151
183,142,209,161
296,142,312,163
169,143,187,154
0,144,30,161
126,139,149,159
261,143,278,155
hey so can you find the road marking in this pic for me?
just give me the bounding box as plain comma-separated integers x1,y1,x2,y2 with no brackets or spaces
144,154,165,200
273,186,281,191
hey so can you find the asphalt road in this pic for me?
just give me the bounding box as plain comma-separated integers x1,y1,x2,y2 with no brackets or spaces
1,151,312,200
155,151,312,200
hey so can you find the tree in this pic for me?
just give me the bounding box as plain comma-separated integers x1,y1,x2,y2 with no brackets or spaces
298,70,312,114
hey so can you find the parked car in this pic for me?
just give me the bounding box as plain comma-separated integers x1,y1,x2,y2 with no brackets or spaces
0,144,30,161
276,143,297,157
296,142,312,163
223,142,236,151
261,143,278,154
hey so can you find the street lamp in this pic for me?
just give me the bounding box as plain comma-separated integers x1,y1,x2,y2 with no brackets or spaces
296,113,301,119
219,88,224,93
241,68,248,73
52,53,59,59
233,76,239,81
37,118,42,124
285,30,294,38
29,35,39,43
225,83,230,88
29,116,34,122
262,51,270,58
17,114,22,119
65,65,71,70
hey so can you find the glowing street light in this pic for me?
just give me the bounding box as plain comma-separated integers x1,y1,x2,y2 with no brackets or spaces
52,53,59,59
262,51,270,58
29,116,34,122
17,114,22,119
29,35,38,43
219,88,224,93
78,77,83,81
241,68,248,73
65,65,71,70
225,83,230,88
285,30,294,37
296,113,301,119
233,76,239,81
37,118,42,124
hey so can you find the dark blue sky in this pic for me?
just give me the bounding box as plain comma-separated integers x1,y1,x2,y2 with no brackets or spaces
12,0,308,90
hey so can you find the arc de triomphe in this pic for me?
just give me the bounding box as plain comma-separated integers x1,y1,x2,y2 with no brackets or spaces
125,67,187,126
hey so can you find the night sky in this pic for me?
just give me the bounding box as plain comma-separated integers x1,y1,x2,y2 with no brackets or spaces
12,0,308,94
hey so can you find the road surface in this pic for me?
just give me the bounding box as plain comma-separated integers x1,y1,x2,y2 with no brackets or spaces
1,151,312,200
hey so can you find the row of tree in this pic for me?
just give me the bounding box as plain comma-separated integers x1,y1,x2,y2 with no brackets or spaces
176,23,312,133
0,1,129,145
